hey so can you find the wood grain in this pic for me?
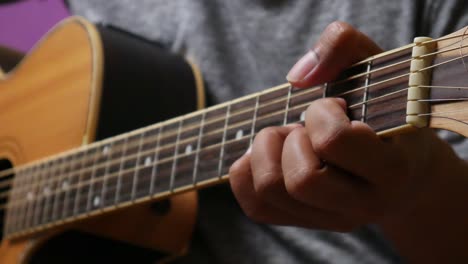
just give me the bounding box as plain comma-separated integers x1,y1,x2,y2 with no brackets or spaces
429,26,468,136
0,16,197,263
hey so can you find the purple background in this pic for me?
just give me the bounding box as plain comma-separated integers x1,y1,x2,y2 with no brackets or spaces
0,0,70,52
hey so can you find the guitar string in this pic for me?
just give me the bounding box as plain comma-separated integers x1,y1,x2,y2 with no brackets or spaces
5,81,412,202
3,88,409,210
10,86,468,223
0,55,411,177
7,97,468,229
7,33,468,235
5,82,468,211
12,100,468,232
5,87,468,228
1,46,466,216
2,40,466,194
0,33,466,182
0,34,466,182
1,33,466,231
1,45,466,221
349,32,467,67
334,37,468,85
2,34,468,217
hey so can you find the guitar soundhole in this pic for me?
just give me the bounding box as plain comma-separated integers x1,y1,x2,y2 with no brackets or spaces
0,159,13,241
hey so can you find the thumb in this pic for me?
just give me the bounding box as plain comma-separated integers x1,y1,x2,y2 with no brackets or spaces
286,21,383,88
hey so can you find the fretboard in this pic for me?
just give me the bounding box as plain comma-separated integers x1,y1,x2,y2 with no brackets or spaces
4,46,413,238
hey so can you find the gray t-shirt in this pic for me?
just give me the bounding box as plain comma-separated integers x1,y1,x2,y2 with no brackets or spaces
69,1,468,263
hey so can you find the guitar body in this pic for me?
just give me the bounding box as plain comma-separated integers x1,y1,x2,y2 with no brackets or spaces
0,17,203,263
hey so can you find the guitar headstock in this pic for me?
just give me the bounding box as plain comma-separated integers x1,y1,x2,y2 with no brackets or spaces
427,26,468,137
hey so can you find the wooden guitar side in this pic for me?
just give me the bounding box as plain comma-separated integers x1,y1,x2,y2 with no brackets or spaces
0,17,198,263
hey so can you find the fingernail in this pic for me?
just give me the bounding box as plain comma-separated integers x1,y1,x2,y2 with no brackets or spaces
245,146,252,155
286,50,319,83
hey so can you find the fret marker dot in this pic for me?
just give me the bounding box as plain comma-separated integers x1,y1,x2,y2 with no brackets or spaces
185,144,193,154
93,196,101,207
236,129,244,140
62,180,69,190
300,111,306,121
144,156,152,166
27,192,34,201
102,145,110,155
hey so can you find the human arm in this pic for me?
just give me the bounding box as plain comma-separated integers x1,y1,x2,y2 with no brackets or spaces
229,21,468,263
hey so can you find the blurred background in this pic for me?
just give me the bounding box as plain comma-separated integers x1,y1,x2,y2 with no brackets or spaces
0,0,69,52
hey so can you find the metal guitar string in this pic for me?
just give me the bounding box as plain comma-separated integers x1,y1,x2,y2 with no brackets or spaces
2,33,468,218
1,33,466,183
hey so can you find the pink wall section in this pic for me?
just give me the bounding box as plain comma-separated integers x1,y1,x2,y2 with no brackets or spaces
0,0,70,52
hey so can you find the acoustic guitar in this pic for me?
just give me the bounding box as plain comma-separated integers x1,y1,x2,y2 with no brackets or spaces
0,16,467,263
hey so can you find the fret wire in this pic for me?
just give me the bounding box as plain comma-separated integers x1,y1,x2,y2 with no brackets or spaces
61,151,79,219
42,158,63,223
51,157,67,222
20,168,35,230
3,50,420,212
100,142,113,208
361,61,372,122
169,120,183,192
7,89,407,215
217,104,231,178
41,159,60,225
0,67,409,190
33,163,49,227
18,169,32,232
21,168,37,231
131,132,145,201
5,37,468,184
192,112,206,185
12,100,410,220
250,95,260,146
86,147,101,212
65,134,252,209
283,84,292,125
73,151,89,216
6,167,21,234
114,137,129,205
6,35,468,235
9,168,24,233
4,86,410,217
38,158,68,225
149,126,162,195
24,166,39,231
12,38,468,235
323,82,328,98
16,170,30,232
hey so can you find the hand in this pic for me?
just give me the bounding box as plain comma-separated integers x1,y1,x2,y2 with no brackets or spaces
229,21,468,263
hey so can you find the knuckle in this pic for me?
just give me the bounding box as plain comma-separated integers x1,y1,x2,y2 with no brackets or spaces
254,169,282,199
311,123,349,158
312,130,341,157
284,166,316,197
326,21,357,43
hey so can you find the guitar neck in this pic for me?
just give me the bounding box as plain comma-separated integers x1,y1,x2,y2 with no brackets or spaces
5,44,411,235
4,45,414,238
